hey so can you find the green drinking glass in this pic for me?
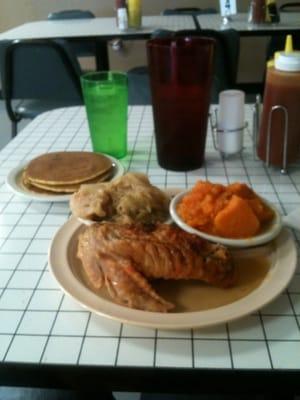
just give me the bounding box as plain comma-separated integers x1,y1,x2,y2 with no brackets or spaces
81,71,128,159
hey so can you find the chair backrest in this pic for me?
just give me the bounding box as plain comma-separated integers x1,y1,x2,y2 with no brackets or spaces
162,7,217,15
47,9,95,20
162,8,218,32
266,35,300,61
0,39,83,121
265,3,300,64
128,28,238,105
173,29,240,101
47,9,97,59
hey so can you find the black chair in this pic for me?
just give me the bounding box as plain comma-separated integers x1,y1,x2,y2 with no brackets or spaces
162,7,217,15
175,29,240,102
280,2,300,11
127,7,221,105
127,29,173,105
47,9,109,70
127,28,240,105
266,35,300,61
266,2,300,61
0,39,83,137
162,7,217,30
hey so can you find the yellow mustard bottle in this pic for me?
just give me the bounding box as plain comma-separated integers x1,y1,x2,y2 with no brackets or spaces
127,0,142,29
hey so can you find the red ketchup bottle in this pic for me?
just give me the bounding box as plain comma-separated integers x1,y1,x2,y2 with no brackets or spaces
257,36,300,169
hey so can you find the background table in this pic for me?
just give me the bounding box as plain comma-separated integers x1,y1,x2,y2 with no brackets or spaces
196,12,300,36
2,13,299,41
0,105,299,396
0,15,196,41
0,15,196,71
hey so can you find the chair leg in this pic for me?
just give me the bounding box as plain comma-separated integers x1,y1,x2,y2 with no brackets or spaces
12,121,18,138
95,39,109,70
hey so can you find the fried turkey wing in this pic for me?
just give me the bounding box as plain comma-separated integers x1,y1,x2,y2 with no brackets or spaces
77,227,173,312
77,223,235,312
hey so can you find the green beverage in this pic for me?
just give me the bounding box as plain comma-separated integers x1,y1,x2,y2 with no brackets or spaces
81,71,128,159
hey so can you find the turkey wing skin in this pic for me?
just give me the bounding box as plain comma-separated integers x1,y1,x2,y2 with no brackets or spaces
77,222,235,312
79,223,234,287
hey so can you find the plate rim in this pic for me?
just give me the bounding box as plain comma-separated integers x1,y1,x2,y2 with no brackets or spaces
170,190,283,248
48,216,297,330
5,154,125,202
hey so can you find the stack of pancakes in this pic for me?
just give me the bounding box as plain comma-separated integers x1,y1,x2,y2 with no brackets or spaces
22,151,114,194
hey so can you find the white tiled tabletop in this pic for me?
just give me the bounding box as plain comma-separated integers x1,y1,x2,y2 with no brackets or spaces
0,106,300,384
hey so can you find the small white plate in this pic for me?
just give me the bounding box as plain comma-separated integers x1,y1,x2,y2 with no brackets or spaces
5,154,125,203
170,190,283,248
48,216,297,330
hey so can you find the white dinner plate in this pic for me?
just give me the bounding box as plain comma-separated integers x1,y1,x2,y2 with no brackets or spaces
48,217,297,330
5,154,125,202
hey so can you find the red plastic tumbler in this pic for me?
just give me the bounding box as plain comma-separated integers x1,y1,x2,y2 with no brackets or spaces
147,36,215,171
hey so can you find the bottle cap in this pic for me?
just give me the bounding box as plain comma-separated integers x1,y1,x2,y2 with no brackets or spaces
284,34,293,53
275,52,300,71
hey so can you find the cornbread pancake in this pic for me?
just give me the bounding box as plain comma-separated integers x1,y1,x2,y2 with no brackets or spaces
25,151,113,186
23,169,113,193
22,173,58,195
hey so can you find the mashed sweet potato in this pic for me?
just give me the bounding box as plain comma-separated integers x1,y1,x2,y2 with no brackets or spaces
177,181,274,239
